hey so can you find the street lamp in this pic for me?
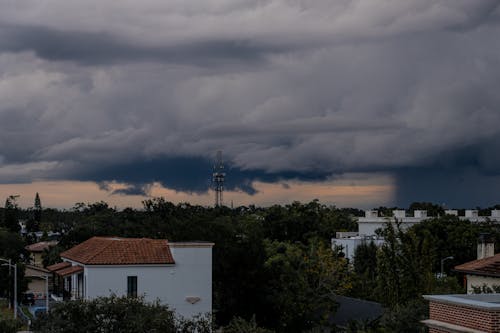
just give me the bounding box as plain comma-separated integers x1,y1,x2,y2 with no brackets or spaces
0,258,17,319
440,256,454,278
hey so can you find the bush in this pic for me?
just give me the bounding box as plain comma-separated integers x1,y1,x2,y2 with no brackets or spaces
31,295,211,333
222,316,274,333
0,317,21,333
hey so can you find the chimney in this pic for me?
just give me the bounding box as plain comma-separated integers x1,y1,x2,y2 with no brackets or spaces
477,233,495,260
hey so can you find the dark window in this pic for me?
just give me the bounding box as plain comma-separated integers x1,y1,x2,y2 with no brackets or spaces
127,276,137,297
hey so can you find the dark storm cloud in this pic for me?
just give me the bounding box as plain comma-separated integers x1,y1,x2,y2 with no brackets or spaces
0,24,273,66
72,156,330,196
395,167,500,208
1,0,500,206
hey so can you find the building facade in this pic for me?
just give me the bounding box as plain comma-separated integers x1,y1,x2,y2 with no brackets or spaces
47,237,214,319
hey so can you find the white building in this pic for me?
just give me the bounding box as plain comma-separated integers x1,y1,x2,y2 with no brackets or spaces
358,209,500,237
333,209,500,262
331,232,384,261
47,237,213,319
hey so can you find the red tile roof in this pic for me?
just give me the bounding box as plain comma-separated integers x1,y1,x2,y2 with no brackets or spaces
55,265,84,277
46,261,71,272
60,237,175,265
25,241,58,253
454,254,500,277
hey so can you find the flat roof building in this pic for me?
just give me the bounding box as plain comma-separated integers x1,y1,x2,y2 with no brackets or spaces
423,294,500,333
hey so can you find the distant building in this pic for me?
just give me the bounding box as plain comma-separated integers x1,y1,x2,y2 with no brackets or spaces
25,241,58,266
47,236,213,319
333,209,500,263
423,294,500,333
358,209,500,237
331,232,384,261
25,264,51,300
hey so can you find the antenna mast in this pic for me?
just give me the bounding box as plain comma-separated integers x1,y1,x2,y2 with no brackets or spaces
213,150,225,207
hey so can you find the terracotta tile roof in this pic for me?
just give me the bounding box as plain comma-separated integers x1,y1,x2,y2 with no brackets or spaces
454,254,500,277
46,261,71,272
60,237,175,265
55,265,84,277
25,241,58,253
25,264,50,274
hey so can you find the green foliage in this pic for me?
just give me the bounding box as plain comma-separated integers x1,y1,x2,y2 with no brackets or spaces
222,316,274,333
31,295,211,333
471,284,500,294
42,245,62,267
261,239,353,332
408,202,444,217
379,299,427,333
0,228,27,301
27,192,43,233
352,241,379,300
430,276,465,295
0,317,21,333
2,195,20,233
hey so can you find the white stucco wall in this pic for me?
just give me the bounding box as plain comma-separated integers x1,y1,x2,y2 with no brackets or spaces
70,243,213,319
167,243,213,318
466,275,500,294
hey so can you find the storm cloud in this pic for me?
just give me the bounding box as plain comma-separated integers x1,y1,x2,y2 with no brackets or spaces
1,0,500,206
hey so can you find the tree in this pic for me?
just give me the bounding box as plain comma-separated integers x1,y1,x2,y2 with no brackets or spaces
408,202,444,217
222,316,274,333
31,295,211,333
374,220,435,307
261,240,353,332
2,196,20,233
32,192,42,231
352,241,379,300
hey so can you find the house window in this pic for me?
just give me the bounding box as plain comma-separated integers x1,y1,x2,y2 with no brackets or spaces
127,276,137,297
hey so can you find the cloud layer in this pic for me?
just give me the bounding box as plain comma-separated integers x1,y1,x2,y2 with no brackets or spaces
1,1,500,206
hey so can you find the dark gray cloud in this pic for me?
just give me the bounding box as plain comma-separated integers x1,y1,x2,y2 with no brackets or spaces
0,24,275,66
68,156,331,196
1,0,500,206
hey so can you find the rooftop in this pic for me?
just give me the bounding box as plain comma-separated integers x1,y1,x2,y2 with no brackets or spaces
423,294,500,310
454,253,500,278
25,241,58,253
60,236,175,265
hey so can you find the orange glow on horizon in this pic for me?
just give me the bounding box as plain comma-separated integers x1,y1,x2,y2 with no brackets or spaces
0,174,395,210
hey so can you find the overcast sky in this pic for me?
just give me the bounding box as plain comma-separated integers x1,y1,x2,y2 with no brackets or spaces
1,0,500,209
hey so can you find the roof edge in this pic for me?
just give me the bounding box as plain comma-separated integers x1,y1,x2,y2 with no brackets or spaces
169,242,214,248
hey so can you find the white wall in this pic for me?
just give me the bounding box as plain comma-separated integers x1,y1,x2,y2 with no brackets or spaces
168,244,213,318
82,244,213,319
466,275,500,294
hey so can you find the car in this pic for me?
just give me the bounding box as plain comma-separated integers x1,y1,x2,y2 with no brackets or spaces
21,292,35,306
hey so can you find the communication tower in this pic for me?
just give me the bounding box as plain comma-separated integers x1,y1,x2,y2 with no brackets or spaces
213,151,225,207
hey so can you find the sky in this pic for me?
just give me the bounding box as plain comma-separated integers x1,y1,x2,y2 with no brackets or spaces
1,1,500,209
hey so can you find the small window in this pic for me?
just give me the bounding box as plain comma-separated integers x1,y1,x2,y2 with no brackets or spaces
127,276,137,297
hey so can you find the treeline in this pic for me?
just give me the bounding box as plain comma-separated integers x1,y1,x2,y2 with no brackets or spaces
2,197,500,332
